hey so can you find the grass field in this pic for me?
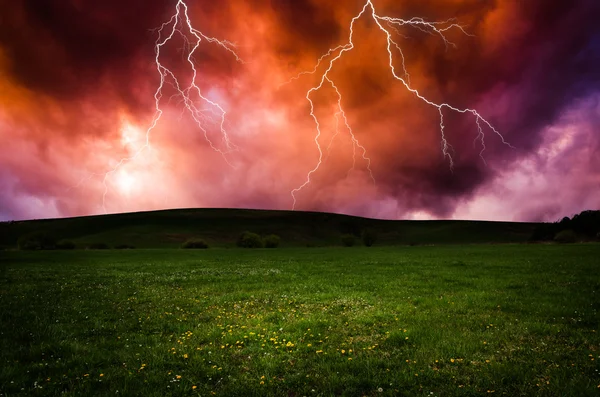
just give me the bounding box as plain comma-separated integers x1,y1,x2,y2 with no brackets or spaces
1,245,599,396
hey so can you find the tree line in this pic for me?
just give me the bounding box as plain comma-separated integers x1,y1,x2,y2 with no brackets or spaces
530,210,600,243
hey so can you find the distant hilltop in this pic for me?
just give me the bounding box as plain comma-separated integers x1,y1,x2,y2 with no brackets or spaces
1,208,598,250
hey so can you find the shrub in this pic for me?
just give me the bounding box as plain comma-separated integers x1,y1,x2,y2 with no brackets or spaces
181,239,209,249
237,231,264,248
554,229,578,244
529,224,556,242
361,228,377,247
570,210,600,237
264,234,281,248
339,219,363,237
87,243,109,250
341,234,356,247
115,244,136,250
596,232,600,241
17,231,57,250
56,240,76,250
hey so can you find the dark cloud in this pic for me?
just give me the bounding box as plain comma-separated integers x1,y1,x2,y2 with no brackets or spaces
0,0,171,99
268,0,343,57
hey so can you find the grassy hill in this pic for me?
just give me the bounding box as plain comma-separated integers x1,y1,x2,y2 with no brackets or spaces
0,208,539,249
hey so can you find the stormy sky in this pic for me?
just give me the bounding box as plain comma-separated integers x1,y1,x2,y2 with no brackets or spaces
0,0,599,221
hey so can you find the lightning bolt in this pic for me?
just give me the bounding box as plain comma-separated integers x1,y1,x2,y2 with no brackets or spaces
288,0,514,209
75,0,242,213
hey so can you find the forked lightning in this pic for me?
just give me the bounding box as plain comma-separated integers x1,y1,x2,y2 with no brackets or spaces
289,0,514,209
79,0,242,213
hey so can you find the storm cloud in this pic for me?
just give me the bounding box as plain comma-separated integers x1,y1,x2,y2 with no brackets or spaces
0,0,598,221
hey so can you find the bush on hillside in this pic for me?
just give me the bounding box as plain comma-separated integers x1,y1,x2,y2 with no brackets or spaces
339,219,363,237
341,234,356,247
115,244,136,250
87,243,109,250
570,210,600,237
17,231,57,250
237,231,264,248
56,240,76,250
554,229,578,244
361,228,377,247
181,239,209,249
264,234,281,248
529,223,558,241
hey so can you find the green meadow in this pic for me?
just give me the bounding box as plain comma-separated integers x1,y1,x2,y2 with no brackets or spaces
1,245,599,396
